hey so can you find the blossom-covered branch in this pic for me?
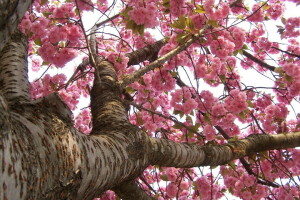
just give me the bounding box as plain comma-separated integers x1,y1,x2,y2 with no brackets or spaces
242,50,276,71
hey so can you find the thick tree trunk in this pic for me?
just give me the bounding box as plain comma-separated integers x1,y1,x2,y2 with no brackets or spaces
0,31,151,200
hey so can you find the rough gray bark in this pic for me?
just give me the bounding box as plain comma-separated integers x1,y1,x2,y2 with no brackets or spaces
0,0,33,52
1,28,300,200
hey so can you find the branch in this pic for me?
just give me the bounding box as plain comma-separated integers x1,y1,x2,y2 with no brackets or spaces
95,13,120,28
114,180,155,200
229,0,243,8
271,46,300,59
118,28,208,89
242,50,276,72
0,0,33,52
126,38,167,66
90,58,129,133
149,132,300,167
0,30,30,103
215,125,279,187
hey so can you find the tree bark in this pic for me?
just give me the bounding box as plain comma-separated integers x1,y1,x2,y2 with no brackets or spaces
0,0,33,52
149,132,300,167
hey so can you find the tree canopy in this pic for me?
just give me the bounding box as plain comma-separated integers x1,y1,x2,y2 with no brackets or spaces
1,0,300,199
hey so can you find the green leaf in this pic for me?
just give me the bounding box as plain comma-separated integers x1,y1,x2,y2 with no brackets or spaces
228,136,238,142
203,113,211,123
125,87,135,94
242,44,249,50
42,12,51,18
194,5,206,14
284,74,293,83
207,19,218,28
239,111,246,120
227,160,236,169
233,50,239,56
246,100,254,108
274,67,283,73
40,0,48,5
176,33,190,44
75,8,80,16
42,61,49,66
170,71,178,77
160,174,169,181
34,38,42,46
121,7,133,18
219,75,226,82
186,116,193,122
187,130,194,138
185,17,195,31
126,20,135,29
137,115,143,125
190,123,200,132
161,0,170,8
173,123,183,130
170,15,186,29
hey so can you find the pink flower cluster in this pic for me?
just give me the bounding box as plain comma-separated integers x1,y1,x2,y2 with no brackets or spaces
170,0,186,17
194,175,223,200
222,166,268,199
282,63,300,97
52,3,76,19
128,2,158,28
106,52,129,72
151,70,176,92
248,3,265,22
210,36,235,59
30,74,67,98
267,3,284,20
262,103,289,132
203,125,216,141
224,89,248,114
284,17,300,38
74,108,92,134
171,87,198,114
204,0,230,20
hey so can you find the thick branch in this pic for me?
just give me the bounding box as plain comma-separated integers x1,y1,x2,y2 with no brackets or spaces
126,39,167,66
90,57,128,133
0,30,30,103
114,180,155,200
149,132,300,167
242,50,276,71
0,0,33,52
0,93,150,199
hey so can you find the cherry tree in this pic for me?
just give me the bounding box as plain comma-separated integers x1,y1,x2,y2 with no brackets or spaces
1,0,300,199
